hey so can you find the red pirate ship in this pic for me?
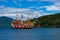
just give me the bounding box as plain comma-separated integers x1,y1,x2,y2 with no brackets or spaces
11,10,34,29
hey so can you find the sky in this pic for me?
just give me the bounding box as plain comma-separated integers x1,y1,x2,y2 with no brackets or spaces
0,0,60,20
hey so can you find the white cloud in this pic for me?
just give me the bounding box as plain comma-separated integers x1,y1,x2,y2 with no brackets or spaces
26,0,34,2
26,0,60,2
0,6,44,20
13,0,22,6
45,5,60,11
0,5,5,8
0,14,16,16
29,5,60,12
55,2,60,7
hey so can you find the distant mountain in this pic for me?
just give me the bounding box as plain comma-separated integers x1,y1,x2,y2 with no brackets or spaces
0,16,13,27
31,13,60,28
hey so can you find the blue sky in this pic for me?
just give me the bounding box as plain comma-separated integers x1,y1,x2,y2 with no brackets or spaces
0,0,60,20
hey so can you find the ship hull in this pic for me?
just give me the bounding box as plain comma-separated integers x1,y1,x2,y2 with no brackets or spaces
11,20,34,29
11,24,33,29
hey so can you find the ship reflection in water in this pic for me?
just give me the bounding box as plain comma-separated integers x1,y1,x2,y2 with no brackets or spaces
0,27,60,40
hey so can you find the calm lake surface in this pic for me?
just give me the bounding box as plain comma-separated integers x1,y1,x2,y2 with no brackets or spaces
0,27,60,40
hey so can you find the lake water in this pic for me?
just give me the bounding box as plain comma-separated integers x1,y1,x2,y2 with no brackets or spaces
0,27,60,40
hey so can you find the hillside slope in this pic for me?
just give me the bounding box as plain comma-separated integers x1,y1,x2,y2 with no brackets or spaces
31,13,60,28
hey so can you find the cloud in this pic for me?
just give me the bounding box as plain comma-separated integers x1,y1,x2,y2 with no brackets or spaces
13,0,60,2
55,2,60,7
0,5,57,20
0,6,43,20
26,0,60,2
26,0,34,2
0,0,60,20
13,0,22,6
0,5,5,8
45,5,60,11
29,5,60,15
0,14,16,16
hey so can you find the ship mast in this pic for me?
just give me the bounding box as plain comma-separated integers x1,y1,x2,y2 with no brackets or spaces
21,12,23,19
20,8,24,21
27,12,30,23
16,14,18,20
